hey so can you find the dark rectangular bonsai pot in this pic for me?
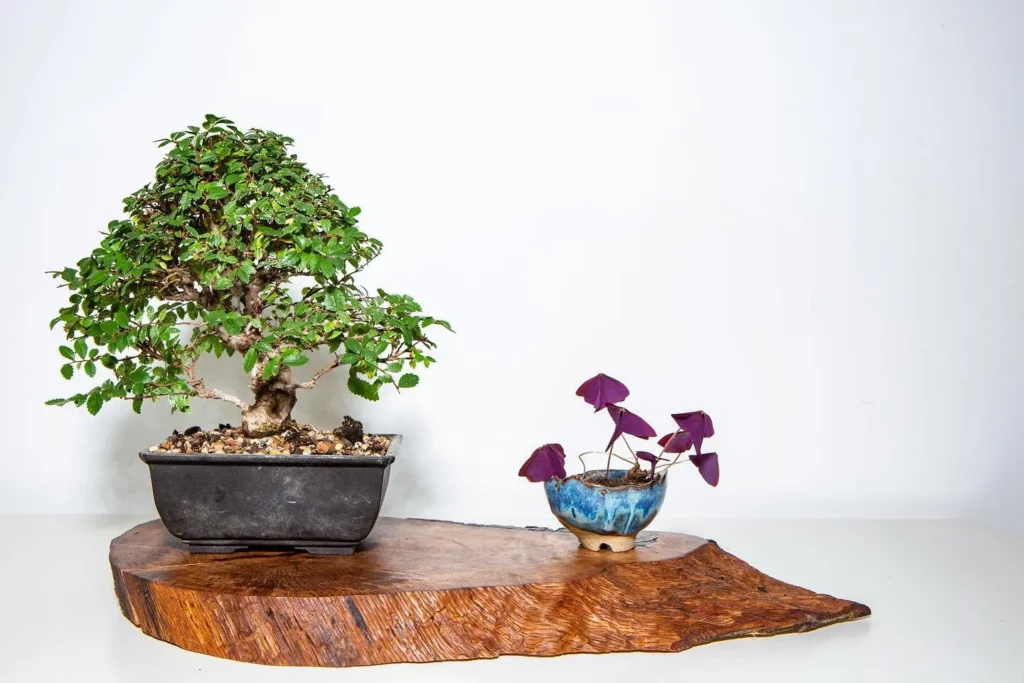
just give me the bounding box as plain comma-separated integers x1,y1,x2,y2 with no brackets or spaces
139,434,400,555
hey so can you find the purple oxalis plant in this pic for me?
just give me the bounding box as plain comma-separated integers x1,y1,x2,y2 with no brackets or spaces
575,373,629,412
518,443,567,482
519,373,720,487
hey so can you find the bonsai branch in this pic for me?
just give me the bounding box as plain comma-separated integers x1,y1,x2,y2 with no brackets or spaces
244,281,264,316
122,390,192,401
185,362,249,410
157,268,217,308
240,271,283,316
294,335,434,392
294,356,343,390
214,328,256,352
339,251,380,283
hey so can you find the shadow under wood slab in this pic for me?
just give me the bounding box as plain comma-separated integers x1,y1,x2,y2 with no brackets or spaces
109,518,871,667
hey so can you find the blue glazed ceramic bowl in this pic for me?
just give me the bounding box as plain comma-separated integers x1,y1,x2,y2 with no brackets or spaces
544,469,667,552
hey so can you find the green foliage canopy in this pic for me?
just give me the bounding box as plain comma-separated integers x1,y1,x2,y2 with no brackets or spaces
48,115,449,417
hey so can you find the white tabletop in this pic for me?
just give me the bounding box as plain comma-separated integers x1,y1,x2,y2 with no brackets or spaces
1,515,1021,682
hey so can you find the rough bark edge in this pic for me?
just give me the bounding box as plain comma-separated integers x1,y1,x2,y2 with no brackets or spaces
111,535,870,667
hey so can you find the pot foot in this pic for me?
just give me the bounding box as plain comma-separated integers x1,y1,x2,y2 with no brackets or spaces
297,545,356,556
182,543,248,554
561,521,638,552
182,541,358,555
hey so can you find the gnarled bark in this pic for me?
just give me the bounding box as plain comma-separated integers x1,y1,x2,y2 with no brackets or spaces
241,366,296,437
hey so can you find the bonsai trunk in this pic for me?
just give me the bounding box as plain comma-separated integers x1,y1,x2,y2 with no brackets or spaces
242,366,297,437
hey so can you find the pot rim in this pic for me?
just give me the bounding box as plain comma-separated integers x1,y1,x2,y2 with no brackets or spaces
550,468,666,491
139,433,401,466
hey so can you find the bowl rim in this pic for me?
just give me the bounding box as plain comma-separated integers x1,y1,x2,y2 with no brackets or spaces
548,468,666,492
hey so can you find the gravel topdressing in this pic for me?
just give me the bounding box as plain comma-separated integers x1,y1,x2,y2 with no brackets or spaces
149,417,390,456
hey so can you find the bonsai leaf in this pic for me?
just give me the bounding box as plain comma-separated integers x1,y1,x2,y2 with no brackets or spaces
205,182,230,199
518,443,567,482
86,392,104,416
243,347,258,374
672,410,715,455
658,431,693,454
398,373,419,389
690,452,720,487
606,405,657,450
318,259,336,279
221,314,245,336
636,450,660,474
281,349,308,367
347,370,380,401
262,356,281,380
60,363,73,380
59,345,76,361
576,373,629,412
324,289,347,313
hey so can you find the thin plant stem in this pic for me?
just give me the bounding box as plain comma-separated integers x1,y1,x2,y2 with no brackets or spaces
579,450,633,472
619,435,639,464
606,410,626,476
656,453,685,472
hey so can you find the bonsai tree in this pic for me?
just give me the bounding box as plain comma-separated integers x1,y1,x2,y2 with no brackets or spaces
48,115,450,437
519,373,720,485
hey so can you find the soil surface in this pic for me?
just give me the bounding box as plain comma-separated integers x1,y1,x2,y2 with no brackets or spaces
149,416,390,456
583,465,659,488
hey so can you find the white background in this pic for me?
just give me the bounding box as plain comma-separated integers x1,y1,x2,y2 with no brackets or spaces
1,0,1021,530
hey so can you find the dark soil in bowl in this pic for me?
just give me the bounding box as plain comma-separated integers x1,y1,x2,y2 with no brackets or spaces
150,416,390,456
580,465,660,488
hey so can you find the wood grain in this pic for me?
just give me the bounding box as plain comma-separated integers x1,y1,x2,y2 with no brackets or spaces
110,518,870,667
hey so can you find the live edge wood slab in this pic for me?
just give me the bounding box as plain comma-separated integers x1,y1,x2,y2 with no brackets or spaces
110,518,870,667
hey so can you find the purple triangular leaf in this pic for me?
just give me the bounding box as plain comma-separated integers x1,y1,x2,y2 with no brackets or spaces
606,405,657,450
672,410,715,455
657,431,693,454
518,443,566,482
576,373,629,412
636,450,658,474
689,452,719,487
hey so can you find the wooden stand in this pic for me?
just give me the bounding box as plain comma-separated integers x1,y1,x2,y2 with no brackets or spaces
110,518,870,667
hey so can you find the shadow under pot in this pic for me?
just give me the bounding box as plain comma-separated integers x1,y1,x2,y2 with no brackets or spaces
544,469,667,552
139,435,400,555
